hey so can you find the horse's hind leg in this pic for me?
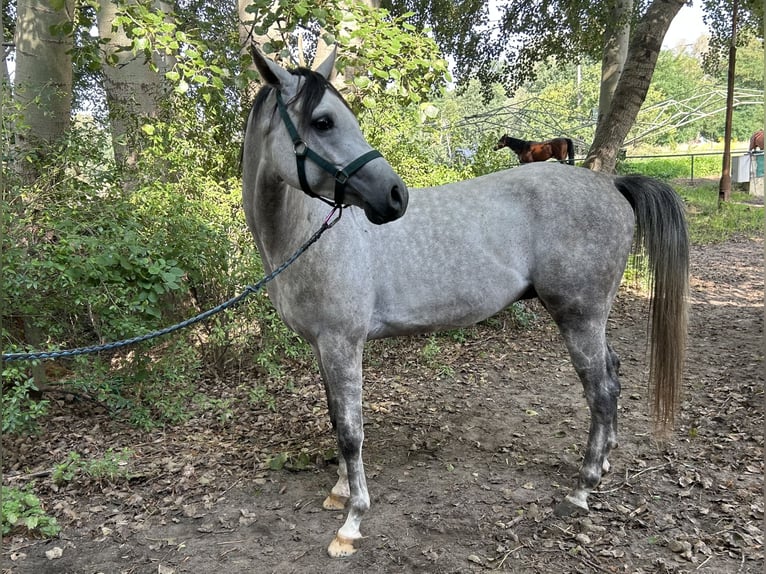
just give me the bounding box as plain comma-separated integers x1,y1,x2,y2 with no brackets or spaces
552,315,621,516
313,338,370,557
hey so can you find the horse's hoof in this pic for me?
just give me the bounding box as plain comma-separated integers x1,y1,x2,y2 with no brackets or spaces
554,495,589,517
327,534,359,558
322,493,348,510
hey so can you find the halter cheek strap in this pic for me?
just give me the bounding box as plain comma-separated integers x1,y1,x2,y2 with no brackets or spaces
275,91,382,206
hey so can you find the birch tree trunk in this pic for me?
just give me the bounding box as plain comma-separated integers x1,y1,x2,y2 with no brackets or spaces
14,0,74,149
583,0,686,172
597,0,632,125
1,9,10,94
98,0,173,166
12,0,75,387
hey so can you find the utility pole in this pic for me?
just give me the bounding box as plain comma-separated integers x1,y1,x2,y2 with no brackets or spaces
718,0,739,205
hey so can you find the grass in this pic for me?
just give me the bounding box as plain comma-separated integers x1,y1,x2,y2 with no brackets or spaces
675,182,763,244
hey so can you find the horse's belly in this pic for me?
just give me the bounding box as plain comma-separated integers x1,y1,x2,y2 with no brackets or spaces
368,276,527,339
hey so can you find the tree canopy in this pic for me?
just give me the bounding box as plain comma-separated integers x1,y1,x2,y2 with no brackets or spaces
384,0,763,97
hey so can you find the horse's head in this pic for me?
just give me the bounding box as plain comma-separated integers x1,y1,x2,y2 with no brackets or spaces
249,47,408,225
495,135,527,154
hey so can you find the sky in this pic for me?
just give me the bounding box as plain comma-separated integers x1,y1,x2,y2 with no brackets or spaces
662,2,710,49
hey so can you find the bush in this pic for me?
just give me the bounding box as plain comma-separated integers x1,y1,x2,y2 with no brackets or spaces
1,485,60,538
1,362,49,434
2,114,307,430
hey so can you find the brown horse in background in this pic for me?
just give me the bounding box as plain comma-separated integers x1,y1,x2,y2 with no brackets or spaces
749,130,763,151
496,134,575,165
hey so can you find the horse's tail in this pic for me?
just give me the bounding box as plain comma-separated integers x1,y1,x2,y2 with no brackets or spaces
614,175,689,433
565,138,575,165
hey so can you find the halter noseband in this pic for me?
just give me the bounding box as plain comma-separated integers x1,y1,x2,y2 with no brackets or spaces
275,91,382,207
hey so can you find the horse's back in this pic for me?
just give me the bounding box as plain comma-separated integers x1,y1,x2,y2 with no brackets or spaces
364,163,635,337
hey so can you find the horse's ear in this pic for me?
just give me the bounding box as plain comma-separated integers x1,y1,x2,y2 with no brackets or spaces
314,46,337,81
251,45,296,91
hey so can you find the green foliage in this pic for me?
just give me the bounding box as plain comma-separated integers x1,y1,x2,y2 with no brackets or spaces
1,363,49,434
247,384,278,412
109,2,231,100
360,103,472,188
1,486,61,538
2,107,298,430
7,0,760,440
504,302,538,329
702,0,763,78
52,448,134,485
245,0,450,110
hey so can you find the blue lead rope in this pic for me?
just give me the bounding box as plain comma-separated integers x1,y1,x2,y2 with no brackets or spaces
2,208,342,363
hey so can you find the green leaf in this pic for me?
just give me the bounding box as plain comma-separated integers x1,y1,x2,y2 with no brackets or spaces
25,516,39,530
268,452,288,470
353,76,371,89
420,103,439,119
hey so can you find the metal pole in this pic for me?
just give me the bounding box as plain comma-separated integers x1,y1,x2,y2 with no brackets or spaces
718,0,739,205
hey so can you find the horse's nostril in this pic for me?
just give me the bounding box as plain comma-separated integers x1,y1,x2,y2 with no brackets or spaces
390,185,404,210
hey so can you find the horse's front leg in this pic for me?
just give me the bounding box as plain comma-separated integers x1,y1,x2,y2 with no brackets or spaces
315,338,369,557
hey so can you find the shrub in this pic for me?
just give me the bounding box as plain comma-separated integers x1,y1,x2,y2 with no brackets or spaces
1,486,60,538
1,362,49,434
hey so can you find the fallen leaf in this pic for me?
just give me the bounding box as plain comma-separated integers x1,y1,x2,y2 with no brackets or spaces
45,547,63,560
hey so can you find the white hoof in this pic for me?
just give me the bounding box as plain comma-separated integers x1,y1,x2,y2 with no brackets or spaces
322,493,348,510
327,534,360,558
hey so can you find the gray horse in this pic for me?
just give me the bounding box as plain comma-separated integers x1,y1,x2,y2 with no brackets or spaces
242,47,689,557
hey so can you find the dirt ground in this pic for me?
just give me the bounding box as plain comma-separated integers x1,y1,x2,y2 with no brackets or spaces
2,235,763,574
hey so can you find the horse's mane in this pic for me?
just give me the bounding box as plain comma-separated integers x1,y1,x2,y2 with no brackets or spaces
502,135,528,153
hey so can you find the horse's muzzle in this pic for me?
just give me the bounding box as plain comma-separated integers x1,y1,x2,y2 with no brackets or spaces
363,183,408,225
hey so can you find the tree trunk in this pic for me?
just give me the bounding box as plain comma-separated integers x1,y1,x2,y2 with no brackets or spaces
2,7,12,151
12,0,75,387
1,8,10,94
14,0,74,149
583,0,685,172
98,0,173,166
597,0,632,124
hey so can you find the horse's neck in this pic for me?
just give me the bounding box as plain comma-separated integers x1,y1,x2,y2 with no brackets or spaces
251,173,318,270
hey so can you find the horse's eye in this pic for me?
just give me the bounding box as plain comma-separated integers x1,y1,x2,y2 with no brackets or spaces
312,116,334,132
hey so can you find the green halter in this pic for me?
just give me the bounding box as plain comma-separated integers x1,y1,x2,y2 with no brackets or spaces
275,91,382,207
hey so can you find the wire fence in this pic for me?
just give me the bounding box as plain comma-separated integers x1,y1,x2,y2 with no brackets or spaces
621,148,763,182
